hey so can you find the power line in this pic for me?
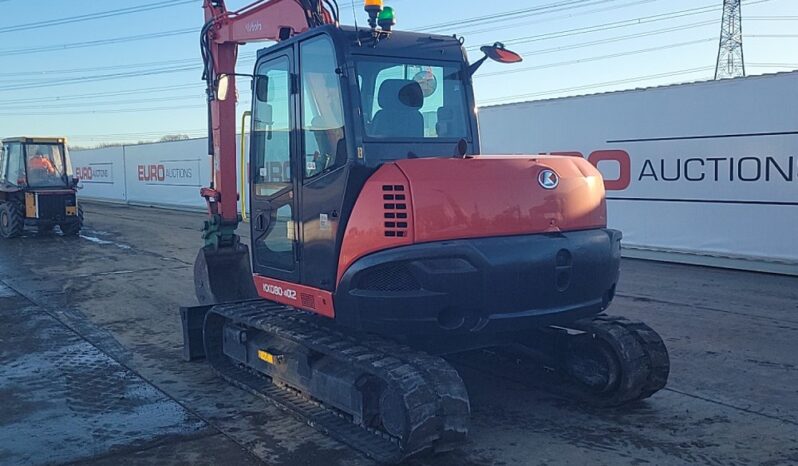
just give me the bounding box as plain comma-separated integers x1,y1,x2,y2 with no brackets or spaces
418,0,622,32
466,0,774,52
0,103,212,116
0,65,198,91
0,56,258,91
745,34,798,37
0,0,199,34
0,94,206,111
456,0,658,37
512,20,717,56
0,58,197,77
0,28,197,57
480,67,715,105
477,38,716,78
0,83,200,105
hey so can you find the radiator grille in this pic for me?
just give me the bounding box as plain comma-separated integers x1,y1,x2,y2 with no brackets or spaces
37,194,68,220
358,264,420,292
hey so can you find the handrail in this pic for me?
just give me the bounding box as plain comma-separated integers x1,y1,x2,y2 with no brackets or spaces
240,110,251,222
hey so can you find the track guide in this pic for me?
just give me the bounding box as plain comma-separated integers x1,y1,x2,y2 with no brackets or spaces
203,301,469,463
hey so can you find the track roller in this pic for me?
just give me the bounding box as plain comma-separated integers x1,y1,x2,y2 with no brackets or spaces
202,301,470,463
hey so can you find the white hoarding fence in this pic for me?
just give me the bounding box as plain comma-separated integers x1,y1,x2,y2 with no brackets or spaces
71,146,126,202
71,136,244,211
123,139,210,209
479,71,798,273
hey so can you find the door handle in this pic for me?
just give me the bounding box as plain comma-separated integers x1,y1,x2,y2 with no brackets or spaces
254,212,269,231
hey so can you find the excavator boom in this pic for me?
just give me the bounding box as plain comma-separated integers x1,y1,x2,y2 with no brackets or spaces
196,0,333,304
200,0,331,241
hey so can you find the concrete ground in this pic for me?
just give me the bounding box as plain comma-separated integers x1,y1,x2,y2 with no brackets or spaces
0,201,796,466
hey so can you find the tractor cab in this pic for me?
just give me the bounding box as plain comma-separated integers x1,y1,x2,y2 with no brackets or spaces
0,137,83,238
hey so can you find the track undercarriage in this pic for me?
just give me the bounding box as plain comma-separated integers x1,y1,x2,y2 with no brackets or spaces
183,301,669,463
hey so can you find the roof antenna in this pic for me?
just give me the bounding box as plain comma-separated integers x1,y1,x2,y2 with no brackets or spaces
351,0,362,46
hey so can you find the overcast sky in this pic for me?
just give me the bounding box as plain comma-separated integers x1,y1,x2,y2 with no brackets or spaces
0,0,796,146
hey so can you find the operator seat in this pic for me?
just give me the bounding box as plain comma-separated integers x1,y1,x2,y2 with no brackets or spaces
371,79,425,138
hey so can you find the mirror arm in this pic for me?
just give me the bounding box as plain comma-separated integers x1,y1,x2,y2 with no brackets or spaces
467,55,489,77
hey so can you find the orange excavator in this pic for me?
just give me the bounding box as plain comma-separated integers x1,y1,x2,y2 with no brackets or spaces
181,0,669,462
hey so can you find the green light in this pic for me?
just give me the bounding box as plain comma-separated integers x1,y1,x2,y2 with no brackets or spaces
378,6,396,28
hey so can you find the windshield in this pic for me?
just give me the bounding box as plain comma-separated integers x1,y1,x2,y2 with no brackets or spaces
24,143,67,188
356,59,469,140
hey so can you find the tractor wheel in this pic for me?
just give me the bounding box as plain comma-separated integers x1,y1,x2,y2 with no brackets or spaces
0,202,24,239
60,206,84,237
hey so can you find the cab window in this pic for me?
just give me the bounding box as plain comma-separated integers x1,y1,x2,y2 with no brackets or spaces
0,145,6,182
6,143,25,187
252,56,291,198
24,143,67,188
357,59,468,140
300,36,346,180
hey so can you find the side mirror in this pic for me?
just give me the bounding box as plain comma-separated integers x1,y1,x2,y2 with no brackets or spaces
481,42,523,64
468,42,523,76
216,74,231,101
255,76,269,103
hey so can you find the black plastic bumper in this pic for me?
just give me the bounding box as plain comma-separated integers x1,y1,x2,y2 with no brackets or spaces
334,229,622,335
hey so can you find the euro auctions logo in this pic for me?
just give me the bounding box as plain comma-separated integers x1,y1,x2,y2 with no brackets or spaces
137,161,196,186
75,163,113,184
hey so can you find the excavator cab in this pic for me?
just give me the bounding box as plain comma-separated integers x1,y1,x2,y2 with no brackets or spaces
0,137,83,238
246,26,481,293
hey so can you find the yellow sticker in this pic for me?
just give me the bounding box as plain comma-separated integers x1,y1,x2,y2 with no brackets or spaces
257,350,275,365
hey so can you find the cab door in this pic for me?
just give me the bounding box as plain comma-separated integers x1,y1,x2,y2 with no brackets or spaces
249,50,301,283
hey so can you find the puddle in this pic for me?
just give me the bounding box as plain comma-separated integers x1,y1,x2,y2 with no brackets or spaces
80,234,132,250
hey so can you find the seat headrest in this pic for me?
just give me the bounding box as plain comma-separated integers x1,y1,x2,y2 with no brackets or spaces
378,79,424,110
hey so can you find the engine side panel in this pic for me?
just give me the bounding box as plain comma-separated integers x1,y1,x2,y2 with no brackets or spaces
337,164,414,283
337,156,607,284
394,156,607,244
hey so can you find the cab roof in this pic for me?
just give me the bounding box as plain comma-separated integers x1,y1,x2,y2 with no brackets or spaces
2,137,67,144
258,25,468,64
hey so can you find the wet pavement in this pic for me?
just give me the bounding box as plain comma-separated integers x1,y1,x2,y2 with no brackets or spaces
0,201,797,465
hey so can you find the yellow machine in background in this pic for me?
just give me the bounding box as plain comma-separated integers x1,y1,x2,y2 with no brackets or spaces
0,137,83,238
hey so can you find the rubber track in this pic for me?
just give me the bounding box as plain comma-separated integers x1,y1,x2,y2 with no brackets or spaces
453,314,669,407
573,315,670,404
204,301,470,464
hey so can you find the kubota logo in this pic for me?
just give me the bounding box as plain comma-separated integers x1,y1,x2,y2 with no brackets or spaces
245,21,263,33
538,169,559,189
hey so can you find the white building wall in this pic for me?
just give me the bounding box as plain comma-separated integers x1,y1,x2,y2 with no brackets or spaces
72,136,245,212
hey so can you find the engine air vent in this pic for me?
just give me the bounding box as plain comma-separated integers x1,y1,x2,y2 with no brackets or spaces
357,263,420,292
382,184,409,238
